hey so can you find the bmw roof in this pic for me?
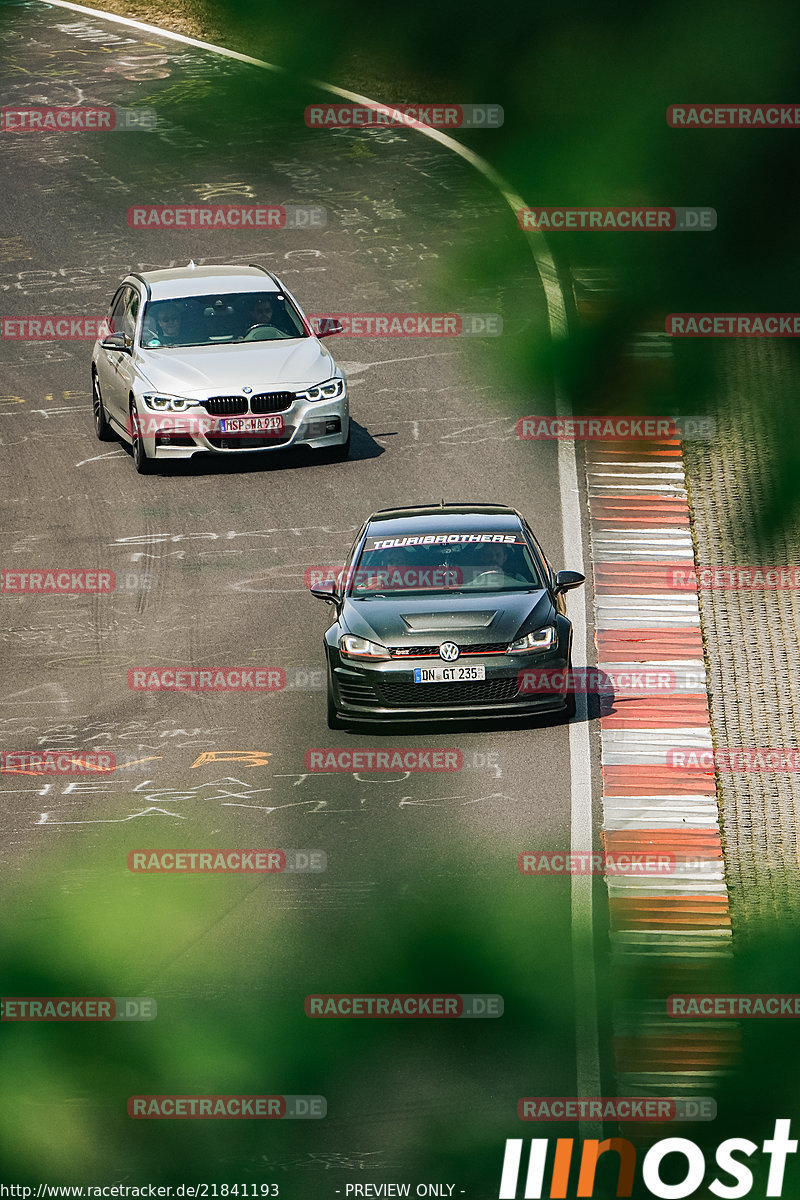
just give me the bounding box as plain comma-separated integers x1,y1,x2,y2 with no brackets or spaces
130,264,282,301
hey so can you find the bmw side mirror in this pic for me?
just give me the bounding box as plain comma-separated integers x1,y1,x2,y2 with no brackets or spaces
100,332,131,354
554,570,585,594
315,318,343,339
310,579,340,603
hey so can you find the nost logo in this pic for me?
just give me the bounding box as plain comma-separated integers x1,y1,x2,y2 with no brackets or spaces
499,1119,797,1198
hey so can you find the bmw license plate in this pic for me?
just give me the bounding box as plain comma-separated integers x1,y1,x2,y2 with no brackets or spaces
218,415,284,434
413,665,486,683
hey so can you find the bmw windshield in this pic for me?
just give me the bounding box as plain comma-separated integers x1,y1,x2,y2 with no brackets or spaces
347,531,544,596
140,291,308,348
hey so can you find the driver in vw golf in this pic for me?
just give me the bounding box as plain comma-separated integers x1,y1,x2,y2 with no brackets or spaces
463,542,530,588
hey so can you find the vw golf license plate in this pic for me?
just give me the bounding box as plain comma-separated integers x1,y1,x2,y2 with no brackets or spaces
413,665,486,683
218,416,284,435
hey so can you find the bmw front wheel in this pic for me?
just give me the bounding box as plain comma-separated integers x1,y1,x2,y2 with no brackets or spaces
130,399,154,475
92,371,114,441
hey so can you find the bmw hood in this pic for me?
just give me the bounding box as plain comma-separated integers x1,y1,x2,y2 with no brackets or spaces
136,338,337,396
341,591,554,647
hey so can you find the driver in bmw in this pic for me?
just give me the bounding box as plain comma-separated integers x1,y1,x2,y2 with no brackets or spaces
244,294,295,337
152,304,185,348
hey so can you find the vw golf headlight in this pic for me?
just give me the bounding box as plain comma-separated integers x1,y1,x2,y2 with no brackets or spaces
507,626,557,654
297,377,345,403
340,635,390,660
142,393,199,412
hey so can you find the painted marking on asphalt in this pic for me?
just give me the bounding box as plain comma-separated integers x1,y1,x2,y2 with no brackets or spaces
36,806,185,824
75,450,126,466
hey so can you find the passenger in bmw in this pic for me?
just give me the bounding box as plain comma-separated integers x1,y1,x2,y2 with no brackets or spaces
153,304,185,346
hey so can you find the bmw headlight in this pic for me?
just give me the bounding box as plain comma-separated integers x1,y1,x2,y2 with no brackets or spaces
339,635,390,660
507,626,557,654
297,377,345,403
142,393,199,412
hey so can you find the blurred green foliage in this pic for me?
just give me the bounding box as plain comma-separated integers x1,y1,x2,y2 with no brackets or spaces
2,853,800,1190
203,0,800,539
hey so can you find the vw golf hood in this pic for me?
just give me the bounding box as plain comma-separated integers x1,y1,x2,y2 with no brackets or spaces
341,590,554,648
137,338,337,396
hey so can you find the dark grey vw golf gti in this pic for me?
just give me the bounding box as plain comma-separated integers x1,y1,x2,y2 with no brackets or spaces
310,503,585,727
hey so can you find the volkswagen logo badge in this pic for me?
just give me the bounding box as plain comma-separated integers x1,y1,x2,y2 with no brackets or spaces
439,641,460,662
242,386,253,394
